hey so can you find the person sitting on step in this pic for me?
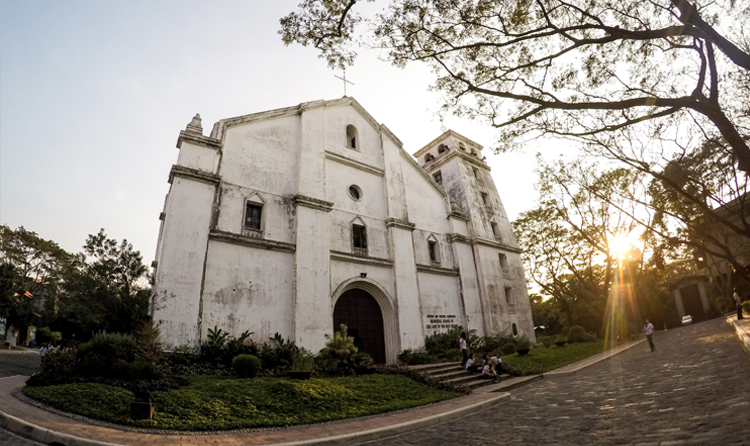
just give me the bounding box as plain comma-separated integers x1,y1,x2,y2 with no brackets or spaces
465,353,479,373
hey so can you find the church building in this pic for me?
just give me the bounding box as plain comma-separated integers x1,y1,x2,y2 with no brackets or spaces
151,97,534,363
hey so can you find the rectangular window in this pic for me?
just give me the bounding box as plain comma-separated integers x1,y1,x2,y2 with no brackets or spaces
481,193,489,206
245,203,262,230
428,240,438,263
473,168,479,179
491,222,501,238
353,224,367,250
498,253,508,270
505,287,513,305
433,171,442,186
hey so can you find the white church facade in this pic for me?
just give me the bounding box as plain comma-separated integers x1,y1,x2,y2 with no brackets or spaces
151,97,534,363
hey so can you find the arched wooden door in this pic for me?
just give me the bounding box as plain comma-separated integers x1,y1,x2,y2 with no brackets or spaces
333,288,386,363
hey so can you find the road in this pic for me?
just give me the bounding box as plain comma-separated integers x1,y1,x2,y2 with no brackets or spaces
0,352,43,446
375,317,750,445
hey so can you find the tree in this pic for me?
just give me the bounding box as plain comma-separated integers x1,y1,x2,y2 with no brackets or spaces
513,160,690,334
0,225,72,296
0,226,73,333
0,263,37,334
55,230,150,338
281,0,750,173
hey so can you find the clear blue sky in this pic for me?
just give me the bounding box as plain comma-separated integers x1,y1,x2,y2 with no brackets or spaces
1,0,541,260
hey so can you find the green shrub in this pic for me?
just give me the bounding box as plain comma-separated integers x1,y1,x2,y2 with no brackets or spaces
232,354,262,378
318,324,358,374
77,331,139,379
567,325,587,343
515,336,532,350
539,335,552,348
582,333,598,342
445,348,461,361
352,352,376,374
397,349,414,365
500,343,517,356
554,334,567,345
408,351,438,365
424,326,463,357
122,359,162,380
136,320,163,365
742,301,750,316
259,333,299,373
36,327,62,345
480,332,516,354
290,349,315,373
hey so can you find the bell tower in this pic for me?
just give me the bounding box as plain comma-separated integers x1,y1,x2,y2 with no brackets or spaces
412,131,535,340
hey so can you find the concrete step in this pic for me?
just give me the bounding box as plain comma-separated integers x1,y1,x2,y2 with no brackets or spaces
442,372,510,386
406,362,461,373
431,368,472,380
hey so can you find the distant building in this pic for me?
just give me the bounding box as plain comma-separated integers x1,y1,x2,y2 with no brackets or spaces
152,97,535,362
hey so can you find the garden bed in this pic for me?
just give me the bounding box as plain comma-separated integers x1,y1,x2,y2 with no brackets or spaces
22,374,461,431
501,340,607,375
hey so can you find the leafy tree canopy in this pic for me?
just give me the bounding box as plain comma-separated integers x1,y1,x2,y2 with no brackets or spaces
281,0,750,173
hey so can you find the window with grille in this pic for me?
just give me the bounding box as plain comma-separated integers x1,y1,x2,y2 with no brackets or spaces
433,171,442,185
245,203,262,230
429,240,439,263
353,224,367,253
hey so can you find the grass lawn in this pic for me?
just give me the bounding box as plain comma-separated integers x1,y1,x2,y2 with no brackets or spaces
22,374,461,431
501,340,609,375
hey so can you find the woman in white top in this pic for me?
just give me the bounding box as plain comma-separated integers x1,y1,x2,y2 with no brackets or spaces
459,332,468,366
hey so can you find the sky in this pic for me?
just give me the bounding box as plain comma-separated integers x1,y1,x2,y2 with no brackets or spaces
1,0,545,261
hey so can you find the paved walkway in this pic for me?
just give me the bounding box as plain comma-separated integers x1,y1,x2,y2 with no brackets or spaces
377,316,750,445
1,316,747,446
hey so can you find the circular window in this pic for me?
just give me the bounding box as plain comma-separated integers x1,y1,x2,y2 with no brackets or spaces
348,185,362,201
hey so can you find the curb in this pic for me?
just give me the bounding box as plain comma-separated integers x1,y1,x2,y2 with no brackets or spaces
0,391,510,446
0,411,123,446
727,316,750,355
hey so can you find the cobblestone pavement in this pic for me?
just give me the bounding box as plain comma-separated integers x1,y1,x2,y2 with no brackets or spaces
376,317,750,446
0,352,40,378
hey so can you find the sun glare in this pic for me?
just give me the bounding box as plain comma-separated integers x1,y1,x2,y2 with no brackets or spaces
609,235,631,258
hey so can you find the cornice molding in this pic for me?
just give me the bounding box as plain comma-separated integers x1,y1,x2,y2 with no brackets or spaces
473,237,523,253
330,250,394,267
324,151,385,177
209,230,296,253
385,218,416,231
416,264,460,276
293,195,334,213
413,129,484,158
450,233,472,244
177,130,222,150
449,211,469,222
169,165,221,185
422,150,491,173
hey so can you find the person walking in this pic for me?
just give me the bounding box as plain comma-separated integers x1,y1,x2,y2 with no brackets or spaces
734,288,743,320
459,332,468,366
644,319,655,352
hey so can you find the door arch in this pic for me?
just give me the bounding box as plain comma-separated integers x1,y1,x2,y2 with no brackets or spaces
333,288,386,363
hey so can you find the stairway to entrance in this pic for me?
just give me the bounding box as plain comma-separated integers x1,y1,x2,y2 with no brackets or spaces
406,361,511,391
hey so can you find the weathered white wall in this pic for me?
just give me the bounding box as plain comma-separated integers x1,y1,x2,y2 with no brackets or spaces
153,177,215,348
176,141,220,173
416,272,463,335
221,116,300,197
323,106,384,171
201,241,295,343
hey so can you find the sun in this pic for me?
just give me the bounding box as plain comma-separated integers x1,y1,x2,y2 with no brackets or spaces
609,234,632,258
